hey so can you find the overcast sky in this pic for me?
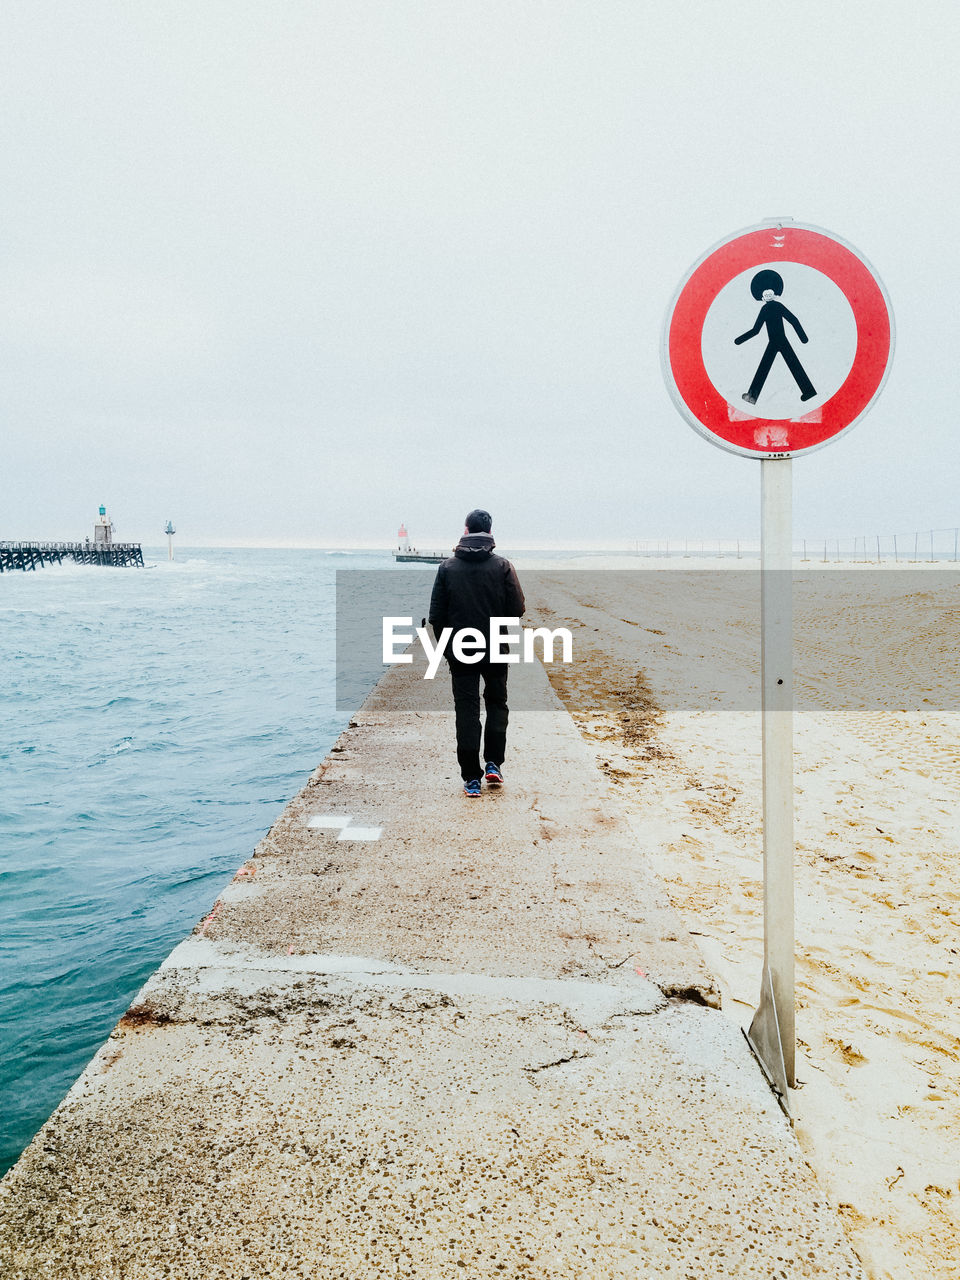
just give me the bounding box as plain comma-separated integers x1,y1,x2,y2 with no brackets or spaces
1,2,956,548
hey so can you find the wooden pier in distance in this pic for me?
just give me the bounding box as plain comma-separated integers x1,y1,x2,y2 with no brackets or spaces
0,541,145,572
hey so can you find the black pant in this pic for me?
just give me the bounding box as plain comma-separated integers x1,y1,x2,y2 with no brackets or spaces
449,659,509,781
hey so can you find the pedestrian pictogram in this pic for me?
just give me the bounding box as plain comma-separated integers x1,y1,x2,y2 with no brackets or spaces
661,220,894,459
735,270,816,405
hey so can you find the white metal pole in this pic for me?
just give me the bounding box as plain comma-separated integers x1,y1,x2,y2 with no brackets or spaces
748,457,796,1097
763,457,794,1082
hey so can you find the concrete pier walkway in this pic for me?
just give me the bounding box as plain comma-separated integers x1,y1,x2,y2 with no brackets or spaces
0,657,862,1278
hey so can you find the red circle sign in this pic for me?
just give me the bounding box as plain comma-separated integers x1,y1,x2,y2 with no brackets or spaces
662,221,894,459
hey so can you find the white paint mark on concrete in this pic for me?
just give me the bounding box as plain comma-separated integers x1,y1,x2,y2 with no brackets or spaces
307,814,382,840
154,936,665,1020
160,936,408,976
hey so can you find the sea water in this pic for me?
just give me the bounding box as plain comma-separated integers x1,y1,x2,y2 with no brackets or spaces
0,547,394,1175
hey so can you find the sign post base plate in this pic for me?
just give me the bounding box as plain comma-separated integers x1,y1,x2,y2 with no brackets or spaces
745,964,792,1121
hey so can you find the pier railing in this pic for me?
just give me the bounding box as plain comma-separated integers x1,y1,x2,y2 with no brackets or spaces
0,541,145,571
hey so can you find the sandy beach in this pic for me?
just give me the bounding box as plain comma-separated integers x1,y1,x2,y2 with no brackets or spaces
519,557,960,1280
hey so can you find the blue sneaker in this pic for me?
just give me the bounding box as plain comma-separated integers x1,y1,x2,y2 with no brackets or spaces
463,778,482,797
484,762,503,788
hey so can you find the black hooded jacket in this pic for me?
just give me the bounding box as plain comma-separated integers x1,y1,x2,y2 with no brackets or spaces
428,533,525,638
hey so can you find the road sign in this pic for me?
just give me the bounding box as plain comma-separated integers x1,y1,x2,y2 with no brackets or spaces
662,220,894,459
660,219,894,1113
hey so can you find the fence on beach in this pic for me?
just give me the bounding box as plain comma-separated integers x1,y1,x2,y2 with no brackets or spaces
631,525,960,562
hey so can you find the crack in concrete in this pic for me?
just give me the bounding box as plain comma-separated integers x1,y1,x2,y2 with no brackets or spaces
522,1051,591,1074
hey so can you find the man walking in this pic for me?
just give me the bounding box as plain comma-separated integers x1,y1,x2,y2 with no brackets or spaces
428,509,525,797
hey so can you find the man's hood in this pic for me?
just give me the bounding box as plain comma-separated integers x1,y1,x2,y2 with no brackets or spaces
454,532,496,561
